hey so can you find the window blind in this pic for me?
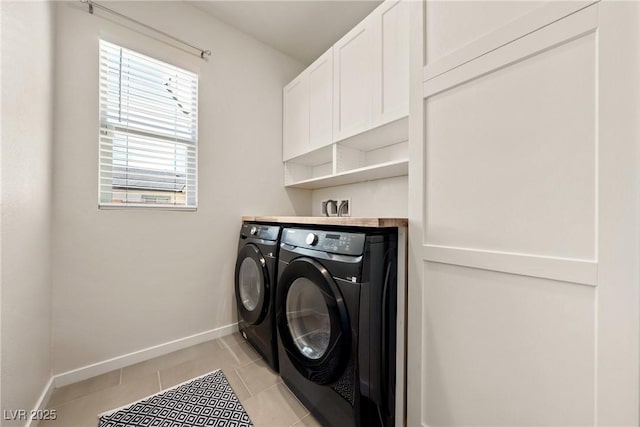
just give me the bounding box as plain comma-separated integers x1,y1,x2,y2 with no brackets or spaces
99,40,198,209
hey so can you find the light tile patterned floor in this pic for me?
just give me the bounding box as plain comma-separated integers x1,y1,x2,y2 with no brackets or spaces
38,333,323,427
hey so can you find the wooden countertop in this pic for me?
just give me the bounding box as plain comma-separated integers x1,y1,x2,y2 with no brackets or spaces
242,216,408,228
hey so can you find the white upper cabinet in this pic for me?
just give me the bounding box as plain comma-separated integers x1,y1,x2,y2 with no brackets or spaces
283,74,309,161
282,0,410,188
332,17,375,142
283,47,333,161
308,48,334,152
333,0,410,141
372,0,410,125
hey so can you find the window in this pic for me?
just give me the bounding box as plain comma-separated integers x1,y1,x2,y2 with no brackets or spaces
99,40,198,209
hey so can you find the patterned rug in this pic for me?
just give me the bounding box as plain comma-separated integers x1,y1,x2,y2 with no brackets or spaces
98,369,253,427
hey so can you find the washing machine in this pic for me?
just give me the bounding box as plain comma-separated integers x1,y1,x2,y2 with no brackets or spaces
276,226,398,427
235,223,281,371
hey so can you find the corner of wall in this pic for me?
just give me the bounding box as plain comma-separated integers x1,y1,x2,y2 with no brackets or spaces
1,0,55,422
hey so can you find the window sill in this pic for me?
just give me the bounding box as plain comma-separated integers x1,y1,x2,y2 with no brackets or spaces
98,203,197,212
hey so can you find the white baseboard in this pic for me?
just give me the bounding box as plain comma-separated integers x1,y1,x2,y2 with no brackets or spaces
26,376,55,427
53,323,238,388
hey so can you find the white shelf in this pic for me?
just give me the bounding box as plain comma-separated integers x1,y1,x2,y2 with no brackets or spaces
285,145,333,167
285,158,408,189
337,116,408,151
284,115,409,189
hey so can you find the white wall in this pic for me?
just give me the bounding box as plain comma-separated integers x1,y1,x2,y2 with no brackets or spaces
1,1,54,423
51,1,310,375
311,176,407,217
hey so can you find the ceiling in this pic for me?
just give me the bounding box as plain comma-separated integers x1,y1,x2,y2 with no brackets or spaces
190,1,382,65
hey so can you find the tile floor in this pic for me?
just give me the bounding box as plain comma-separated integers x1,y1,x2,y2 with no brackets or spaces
38,333,322,427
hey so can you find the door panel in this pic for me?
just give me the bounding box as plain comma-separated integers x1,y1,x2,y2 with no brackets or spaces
424,31,596,260
333,19,374,141
408,1,640,426
425,1,540,65
308,48,333,151
423,262,595,426
283,75,309,161
373,0,410,125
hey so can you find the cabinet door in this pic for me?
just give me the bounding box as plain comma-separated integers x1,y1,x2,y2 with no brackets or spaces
333,17,374,141
283,73,309,161
410,2,640,426
372,0,410,125
308,48,334,151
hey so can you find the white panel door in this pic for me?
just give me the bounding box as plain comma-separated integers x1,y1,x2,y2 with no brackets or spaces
424,0,541,66
372,0,410,126
408,1,640,426
333,17,374,141
283,73,309,161
308,47,333,152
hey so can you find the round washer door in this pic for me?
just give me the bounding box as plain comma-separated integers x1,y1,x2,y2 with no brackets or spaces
277,257,350,385
235,244,270,325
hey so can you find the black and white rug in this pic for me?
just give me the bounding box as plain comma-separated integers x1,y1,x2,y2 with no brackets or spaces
98,369,253,427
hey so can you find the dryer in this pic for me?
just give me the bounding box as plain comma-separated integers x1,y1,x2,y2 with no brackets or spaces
235,223,281,371
276,226,398,427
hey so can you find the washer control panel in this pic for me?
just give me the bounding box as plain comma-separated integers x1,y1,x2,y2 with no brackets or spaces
241,223,280,242
282,228,365,256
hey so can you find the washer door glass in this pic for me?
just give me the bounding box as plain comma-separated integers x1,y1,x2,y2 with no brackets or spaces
238,257,262,311
286,277,330,360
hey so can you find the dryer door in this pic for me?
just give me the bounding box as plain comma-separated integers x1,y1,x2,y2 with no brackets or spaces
277,257,351,385
235,244,270,325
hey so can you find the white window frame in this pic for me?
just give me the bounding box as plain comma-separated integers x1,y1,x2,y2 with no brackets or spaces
98,40,199,210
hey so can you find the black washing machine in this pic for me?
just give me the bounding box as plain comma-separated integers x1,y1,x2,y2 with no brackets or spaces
276,226,397,427
235,223,281,371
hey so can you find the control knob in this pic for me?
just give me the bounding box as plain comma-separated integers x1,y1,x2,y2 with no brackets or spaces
305,233,318,246
250,226,258,236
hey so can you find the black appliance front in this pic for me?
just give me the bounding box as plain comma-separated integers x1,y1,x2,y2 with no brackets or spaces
276,227,398,427
235,223,281,371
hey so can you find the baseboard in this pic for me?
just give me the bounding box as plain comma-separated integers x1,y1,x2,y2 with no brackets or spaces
53,323,238,388
25,376,55,427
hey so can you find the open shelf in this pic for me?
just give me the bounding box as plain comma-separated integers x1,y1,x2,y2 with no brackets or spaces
284,115,409,189
284,145,334,186
285,158,408,189
336,140,407,173
285,145,333,166
336,116,408,151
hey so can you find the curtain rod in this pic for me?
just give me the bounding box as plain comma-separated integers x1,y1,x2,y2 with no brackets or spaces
80,0,211,59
